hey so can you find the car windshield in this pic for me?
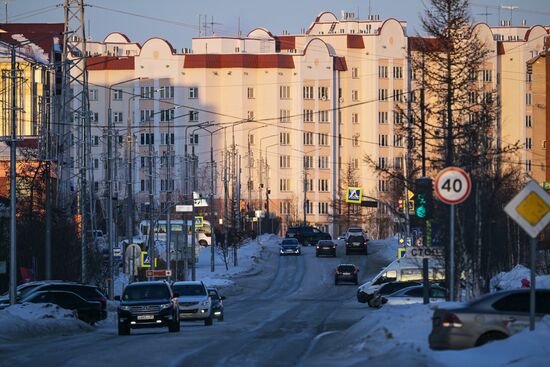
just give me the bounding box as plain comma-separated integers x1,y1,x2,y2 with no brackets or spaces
122,284,171,301
287,228,298,234
172,284,206,296
338,265,356,272
282,240,298,246
318,241,333,245
349,228,362,233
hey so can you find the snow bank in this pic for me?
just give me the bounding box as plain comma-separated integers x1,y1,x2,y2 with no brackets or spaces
0,303,93,341
490,264,550,291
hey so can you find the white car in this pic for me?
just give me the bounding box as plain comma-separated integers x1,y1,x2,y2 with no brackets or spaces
382,285,447,305
171,281,213,326
345,227,368,241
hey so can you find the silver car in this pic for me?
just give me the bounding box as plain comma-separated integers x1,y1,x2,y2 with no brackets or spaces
171,281,213,326
429,289,550,350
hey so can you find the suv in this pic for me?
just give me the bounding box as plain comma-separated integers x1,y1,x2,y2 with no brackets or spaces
335,264,359,285
346,235,368,255
286,226,331,246
116,281,180,335
172,281,213,326
345,227,368,241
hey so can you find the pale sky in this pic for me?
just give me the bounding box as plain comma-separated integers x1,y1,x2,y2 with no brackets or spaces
6,0,550,49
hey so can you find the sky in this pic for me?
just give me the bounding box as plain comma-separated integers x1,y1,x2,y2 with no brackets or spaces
5,0,550,49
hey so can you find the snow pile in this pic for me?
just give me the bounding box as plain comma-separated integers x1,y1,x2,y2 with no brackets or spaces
490,264,550,291
0,303,92,341
369,235,400,263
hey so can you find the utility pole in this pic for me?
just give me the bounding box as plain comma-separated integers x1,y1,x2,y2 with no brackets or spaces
126,94,138,250
223,131,229,257
9,44,17,304
303,168,307,226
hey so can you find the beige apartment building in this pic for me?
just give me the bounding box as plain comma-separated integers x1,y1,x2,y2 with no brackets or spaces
76,12,549,238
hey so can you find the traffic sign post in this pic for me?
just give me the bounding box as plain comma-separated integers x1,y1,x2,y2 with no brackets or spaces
504,180,550,331
434,167,472,302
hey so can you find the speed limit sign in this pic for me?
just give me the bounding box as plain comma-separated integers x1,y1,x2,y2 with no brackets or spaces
434,167,471,204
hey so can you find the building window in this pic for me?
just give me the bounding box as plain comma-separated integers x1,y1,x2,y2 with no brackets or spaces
393,89,404,102
159,86,174,99
247,87,255,99
395,157,403,169
352,134,360,147
318,110,329,123
279,109,290,123
304,132,314,145
378,111,388,124
318,133,329,146
89,89,98,101
160,109,175,122
526,71,532,83
393,111,404,125
526,93,532,105
379,134,388,147
318,87,329,100
526,115,532,128
141,86,154,99
318,202,329,215
140,133,154,145
161,133,175,145
483,92,493,104
378,157,387,169
393,134,404,147
140,109,154,123
280,178,290,191
352,90,359,101
280,132,290,145
91,112,99,123
306,178,314,191
352,67,359,79
189,134,199,145
378,65,388,78
305,200,314,214
468,91,477,104
352,113,359,124
304,155,314,169
280,85,291,99
526,160,532,172
280,201,291,214
393,66,403,79
112,112,123,123
318,179,329,192
303,86,314,99
351,158,359,169
304,109,314,122
280,155,291,168
378,89,388,101
189,110,199,122
378,180,388,192
482,69,492,82
189,87,198,99
247,110,255,120
93,159,99,169
319,156,329,169
526,137,532,150
113,89,123,100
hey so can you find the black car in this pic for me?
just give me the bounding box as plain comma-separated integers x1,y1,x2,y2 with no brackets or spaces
316,240,337,257
279,238,301,256
116,281,180,335
357,280,422,305
24,283,108,321
207,288,225,321
335,264,359,285
346,235,368,255
23,290,103,324
286,226,331,246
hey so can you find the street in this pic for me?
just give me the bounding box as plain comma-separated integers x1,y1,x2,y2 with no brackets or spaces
0,240,389,367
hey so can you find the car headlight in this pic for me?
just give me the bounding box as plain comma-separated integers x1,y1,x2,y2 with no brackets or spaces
160,303,173,310
119,305,131,311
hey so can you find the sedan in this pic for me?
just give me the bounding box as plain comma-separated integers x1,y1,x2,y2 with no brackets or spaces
316,240,337,257
23,290,103,325
357,280,422,306
335,264,359,285
429,289,550,350
382,285,447,305
279,238,301,256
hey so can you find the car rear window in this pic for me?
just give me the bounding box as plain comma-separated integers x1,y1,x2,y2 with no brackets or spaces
123,284,171,301
34,284,101,300
338,265,356,272
348,236,364,242
282,239,298,245
319,240,333,245
172,284,207,296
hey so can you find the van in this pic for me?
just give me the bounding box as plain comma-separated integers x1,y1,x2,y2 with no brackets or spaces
357,256,445,304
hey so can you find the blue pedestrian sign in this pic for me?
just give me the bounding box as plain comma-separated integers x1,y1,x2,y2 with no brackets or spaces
141,251,151,268
346,186,363,204
194,216,204,228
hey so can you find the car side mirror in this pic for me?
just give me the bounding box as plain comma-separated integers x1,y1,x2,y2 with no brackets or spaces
114,295,120,301
173,292,180,298
221,296,226,300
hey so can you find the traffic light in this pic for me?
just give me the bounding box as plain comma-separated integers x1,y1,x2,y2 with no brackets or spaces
413,177,434,220
398,199,404,213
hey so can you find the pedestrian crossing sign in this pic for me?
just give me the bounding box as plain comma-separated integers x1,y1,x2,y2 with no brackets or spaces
141,251,151,268
346,187,363,204
194,216,204,228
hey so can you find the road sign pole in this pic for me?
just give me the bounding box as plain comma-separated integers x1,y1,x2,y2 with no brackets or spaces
530,236,536,331
449,204,455,302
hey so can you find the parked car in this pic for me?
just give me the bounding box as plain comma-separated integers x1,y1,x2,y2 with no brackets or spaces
23,290,103,324
172,281,213,326
279,238,301,256
116,281,180,335
316,240,337,257
381,284,447,305
429,289,550,350
24,282,108,321
285,226,331,246
345,227,369,241
0,280,67,305
357,280,422,305
345,235,368,255
208,288,225,321
335,264,359,285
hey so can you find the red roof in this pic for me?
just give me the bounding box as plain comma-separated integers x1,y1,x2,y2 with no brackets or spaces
408,37,447,52
184,54,295,69
0,23,64,63
277,36,296,50
347,35,365,49
334,56,348,71
88,56,135,70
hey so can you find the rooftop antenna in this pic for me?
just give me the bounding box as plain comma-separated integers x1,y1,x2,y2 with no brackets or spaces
209,16,222,36
501,5,519,25
238,16,241,37
478,6,493,24
368,0,372,18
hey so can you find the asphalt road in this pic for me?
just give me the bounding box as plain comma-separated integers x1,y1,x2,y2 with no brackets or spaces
0,240,391,367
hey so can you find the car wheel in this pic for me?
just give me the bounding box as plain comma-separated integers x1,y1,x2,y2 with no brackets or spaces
368,297,382,308
205,317,213,326
118,323,130,336
475,331,508,346
169,320,180,333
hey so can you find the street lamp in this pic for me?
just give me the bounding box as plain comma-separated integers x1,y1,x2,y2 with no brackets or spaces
264,142,279,233
247,124,268,211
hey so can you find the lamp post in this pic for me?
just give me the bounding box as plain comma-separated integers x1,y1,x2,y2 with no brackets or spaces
264,142,279,233
292,147,321,227
107,77,141,297
258,134,278,232
246,124,267,211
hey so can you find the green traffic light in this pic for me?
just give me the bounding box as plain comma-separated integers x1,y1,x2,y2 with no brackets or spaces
416,205,426,218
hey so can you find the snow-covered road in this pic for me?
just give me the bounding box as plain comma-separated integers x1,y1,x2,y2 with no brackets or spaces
0,238,391,367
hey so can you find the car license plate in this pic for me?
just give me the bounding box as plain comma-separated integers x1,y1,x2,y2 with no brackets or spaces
137,314,154,320
343,272,351,275
353,242,360,246
288,234,294,237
